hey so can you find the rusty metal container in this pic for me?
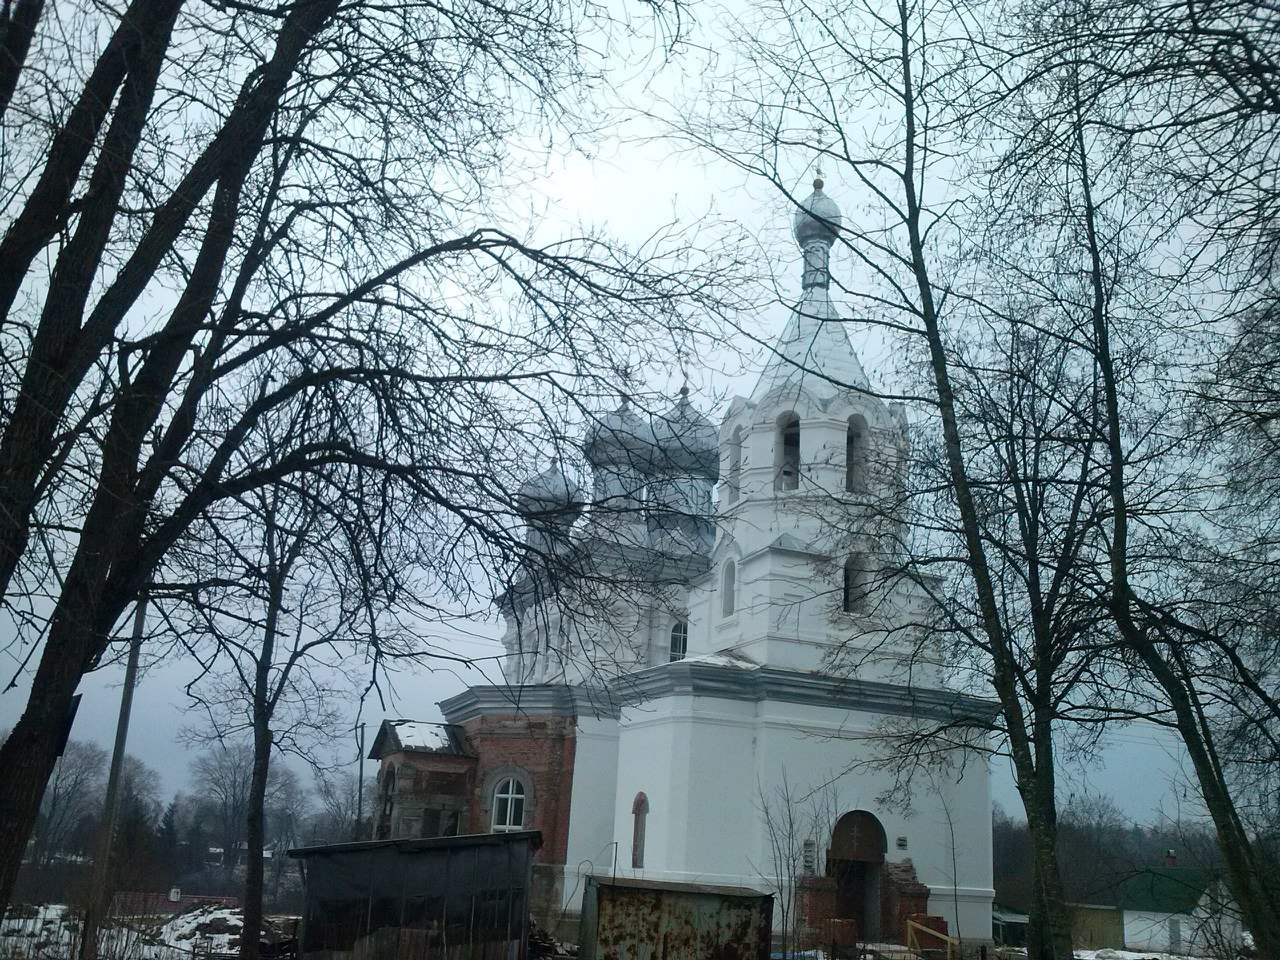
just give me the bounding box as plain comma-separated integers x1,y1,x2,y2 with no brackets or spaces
578,876,773,960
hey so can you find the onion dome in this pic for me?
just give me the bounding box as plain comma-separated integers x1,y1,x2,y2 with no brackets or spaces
516,459,584,522
792,177,843,249
583,398,655,469
652,387,719,480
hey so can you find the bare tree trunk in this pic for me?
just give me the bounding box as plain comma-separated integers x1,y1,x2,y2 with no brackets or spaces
1069,97,1280,958
902,48,1077,955
0,0,43,121
0,0,339,907
241,514,286,960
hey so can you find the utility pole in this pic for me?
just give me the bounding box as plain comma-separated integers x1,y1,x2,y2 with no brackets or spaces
354,722,366,840
78,597,147,960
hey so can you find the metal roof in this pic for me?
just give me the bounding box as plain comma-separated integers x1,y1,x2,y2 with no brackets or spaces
288,830,542,859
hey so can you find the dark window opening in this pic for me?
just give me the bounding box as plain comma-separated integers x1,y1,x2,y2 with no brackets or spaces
776,414,800,491
632,793,649,868
846,416,868,492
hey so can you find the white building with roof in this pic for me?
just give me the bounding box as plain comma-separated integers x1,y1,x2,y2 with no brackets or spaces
374,180,996,945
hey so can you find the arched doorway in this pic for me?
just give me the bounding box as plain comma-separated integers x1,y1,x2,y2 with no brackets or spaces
828,810,887,942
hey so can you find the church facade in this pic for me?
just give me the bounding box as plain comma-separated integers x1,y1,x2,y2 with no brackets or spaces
369,181,996,946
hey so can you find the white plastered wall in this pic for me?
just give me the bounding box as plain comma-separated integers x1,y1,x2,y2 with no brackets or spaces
605,688,994,942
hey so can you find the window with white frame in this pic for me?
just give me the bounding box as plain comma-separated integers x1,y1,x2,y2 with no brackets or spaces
490,777,526,832
669,619,688,662
722,561,737,616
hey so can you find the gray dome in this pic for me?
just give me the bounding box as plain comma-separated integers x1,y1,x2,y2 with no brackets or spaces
652,390,719,480
793,178,843,248
517,459,584,521
583,399,655,469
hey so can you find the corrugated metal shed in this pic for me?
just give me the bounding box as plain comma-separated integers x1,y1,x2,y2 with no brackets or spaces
288,831,541,960
578,876,773,960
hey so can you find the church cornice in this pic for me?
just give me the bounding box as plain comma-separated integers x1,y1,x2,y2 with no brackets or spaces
612,660,998,725
439,682,623,724
443,664,996,728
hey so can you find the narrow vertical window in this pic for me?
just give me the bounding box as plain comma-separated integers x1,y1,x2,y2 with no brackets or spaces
491,778,526,832
846,415,867,492
722,562,736,616
726,427,743,504
843,556,867,614
669,619,688,662
632,793,649,868
775,413,800,491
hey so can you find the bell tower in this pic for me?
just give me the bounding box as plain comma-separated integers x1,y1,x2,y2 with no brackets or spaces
685,179,917,679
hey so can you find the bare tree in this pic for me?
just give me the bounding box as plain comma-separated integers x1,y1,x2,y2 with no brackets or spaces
754,772,838,959
0,0,744,907
170,401,409,960
309,770,366,845
32,740,107,867
676,0,1098,953
189,743,258,873
993,7,1280,949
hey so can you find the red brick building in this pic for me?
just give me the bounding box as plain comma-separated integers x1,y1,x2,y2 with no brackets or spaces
368,688,595,925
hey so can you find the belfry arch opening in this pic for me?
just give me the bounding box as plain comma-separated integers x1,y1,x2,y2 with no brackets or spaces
775,413,800,491
828,810,887,941
846,415,868,492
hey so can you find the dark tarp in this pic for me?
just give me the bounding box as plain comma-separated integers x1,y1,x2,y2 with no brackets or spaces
289,832,541,960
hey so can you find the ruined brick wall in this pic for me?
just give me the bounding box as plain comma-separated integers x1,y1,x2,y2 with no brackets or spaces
883,859,933,944
796,876,838,948
372,753,476,840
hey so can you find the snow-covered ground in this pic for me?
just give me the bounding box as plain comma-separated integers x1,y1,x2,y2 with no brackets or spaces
1,903,289,960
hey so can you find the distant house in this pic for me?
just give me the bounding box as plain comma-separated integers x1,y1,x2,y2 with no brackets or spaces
1067,902,1124,950
991,904,1028,947
1119,867,1244,956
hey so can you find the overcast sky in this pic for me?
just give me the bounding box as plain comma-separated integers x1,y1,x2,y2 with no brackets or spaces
0,13,1201,829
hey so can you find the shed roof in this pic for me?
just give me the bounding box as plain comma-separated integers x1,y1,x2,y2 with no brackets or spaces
288,830,542,859
590,875,771,900
1120,868,1217,914
367,718,469,759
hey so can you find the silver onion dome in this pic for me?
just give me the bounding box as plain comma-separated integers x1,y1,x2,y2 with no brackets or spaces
583,398,655,469
652,388,719,480
516,459,584,522
792,177,843,249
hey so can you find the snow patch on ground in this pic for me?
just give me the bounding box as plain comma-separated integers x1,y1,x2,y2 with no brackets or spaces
153,905,245,955
0,903,286,960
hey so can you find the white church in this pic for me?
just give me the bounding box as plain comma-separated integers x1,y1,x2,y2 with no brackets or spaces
368,180,996,947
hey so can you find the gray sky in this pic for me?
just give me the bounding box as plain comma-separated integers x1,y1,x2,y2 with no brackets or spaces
0,18,1199,828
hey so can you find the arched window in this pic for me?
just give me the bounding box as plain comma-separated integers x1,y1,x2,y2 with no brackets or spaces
491,777,526,832
775,413,800,491
846,416,867,492
631,793,649,868
726,427,743,504
382,765,396,813
843,556,868,614
721,561,737,616
669,619,688,662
